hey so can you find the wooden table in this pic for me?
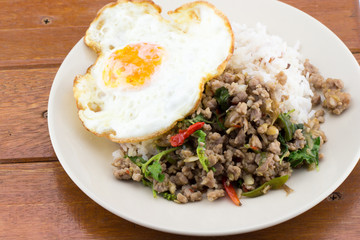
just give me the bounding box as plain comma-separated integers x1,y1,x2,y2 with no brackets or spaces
1,0,359,239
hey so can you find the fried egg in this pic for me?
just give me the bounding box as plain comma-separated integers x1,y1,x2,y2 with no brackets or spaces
73,0,234,142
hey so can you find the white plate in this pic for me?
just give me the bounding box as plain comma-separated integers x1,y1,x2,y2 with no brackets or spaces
48,0,360,236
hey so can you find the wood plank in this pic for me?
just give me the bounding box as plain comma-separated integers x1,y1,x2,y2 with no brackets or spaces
282,0,360,50
0,0,358,68
0,68,57,160
0,0,357,34
0,161,359,239
0,27,86,68
0,0,111,30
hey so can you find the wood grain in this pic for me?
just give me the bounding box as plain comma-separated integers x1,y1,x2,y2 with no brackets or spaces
0,68,56,160
282,0,360,50
0,0,111,29
0,0,358,68
0,161,359,239
0,27,86,68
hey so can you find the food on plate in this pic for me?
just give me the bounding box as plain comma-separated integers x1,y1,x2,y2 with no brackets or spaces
111,22,350,205
73,0,234,143
74,0,351,205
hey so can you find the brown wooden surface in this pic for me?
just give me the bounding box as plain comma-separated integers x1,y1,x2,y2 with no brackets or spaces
0,0,359,239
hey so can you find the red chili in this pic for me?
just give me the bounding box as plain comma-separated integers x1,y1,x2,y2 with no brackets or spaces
250,146,259,151
222,177,241,206
170,122,205,147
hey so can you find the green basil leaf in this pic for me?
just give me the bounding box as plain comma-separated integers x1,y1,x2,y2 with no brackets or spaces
287,136,321,168
215,87,230,111
277,112,295,142
141,147,179,181
147,161,164,182
183,114,214,127
126,155,146,167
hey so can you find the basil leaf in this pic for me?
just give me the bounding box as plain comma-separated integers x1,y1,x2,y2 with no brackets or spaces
147,161,164,182
141,147,179,182
183,114,214,127
287,136,321,168
294,123,304,131
277,112,295,142
215,87,230,111
278,132,289,157
126,155,146,167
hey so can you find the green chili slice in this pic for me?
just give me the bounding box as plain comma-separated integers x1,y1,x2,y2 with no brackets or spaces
242,175,289,198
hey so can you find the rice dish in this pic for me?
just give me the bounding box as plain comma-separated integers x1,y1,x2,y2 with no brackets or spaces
110,21,351,204
230,23,314,123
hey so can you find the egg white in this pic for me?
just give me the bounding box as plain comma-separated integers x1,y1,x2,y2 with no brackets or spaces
74,0,234,142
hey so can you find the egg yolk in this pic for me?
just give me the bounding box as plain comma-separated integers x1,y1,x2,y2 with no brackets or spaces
103,43,163,88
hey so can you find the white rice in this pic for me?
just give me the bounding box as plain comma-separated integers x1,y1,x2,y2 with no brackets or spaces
115,22,315,157
113,139,157,160
229,23,314,123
